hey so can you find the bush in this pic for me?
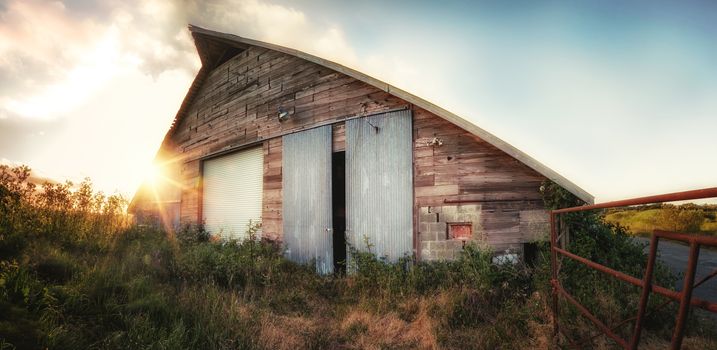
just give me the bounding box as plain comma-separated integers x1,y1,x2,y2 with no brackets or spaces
1,165,714,349
658,205,704,233
540,180,680,344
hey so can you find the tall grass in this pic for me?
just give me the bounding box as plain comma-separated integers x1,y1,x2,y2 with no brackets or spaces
1,165,715,349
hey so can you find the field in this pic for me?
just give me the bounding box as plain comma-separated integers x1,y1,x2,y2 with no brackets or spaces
2,166,716,349
605,204,717,237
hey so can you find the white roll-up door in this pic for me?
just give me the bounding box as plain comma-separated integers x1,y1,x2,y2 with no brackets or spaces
202,146,263,240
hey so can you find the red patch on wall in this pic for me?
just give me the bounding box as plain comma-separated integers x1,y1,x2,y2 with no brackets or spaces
448,223,472,240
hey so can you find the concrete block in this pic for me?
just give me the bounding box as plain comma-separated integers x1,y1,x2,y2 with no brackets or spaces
439,212,456,223
420,213,438,223
452,213,467,222
446,240,465,251
419,222,430,234
442,205,457,216
420,206,430,215
420,241,432,259
429,206,442,213
421,249,432,260
447,249,457,260
435,249,452,260
429,241,447,250
421,241,431,250
428,222,447,233
434,230,447,241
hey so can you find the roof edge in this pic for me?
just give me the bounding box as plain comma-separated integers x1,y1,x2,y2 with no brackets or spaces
186,24,594,204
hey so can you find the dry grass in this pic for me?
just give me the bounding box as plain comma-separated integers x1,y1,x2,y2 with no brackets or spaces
3,169,715,349
339,299,438,350
525,292,554,350
635,333,717,350
259,314,317,350
254,297,441,350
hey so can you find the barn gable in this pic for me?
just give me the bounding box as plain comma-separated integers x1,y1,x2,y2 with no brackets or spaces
178,25,593,204
133,25,593,264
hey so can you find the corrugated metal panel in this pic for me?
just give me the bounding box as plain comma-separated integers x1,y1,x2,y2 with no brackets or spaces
346,110,413,261
202,146,263,240
282,126,334,274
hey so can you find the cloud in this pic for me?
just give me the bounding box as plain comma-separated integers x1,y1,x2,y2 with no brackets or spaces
0,1,113,119
0,1,100,97
183,0,358,67
0,0,195,120
1,0,362,195
0,0,361,121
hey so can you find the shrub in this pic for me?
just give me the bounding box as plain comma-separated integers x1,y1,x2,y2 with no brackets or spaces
1,165,714,349
658,205,704,233
540,179,679,343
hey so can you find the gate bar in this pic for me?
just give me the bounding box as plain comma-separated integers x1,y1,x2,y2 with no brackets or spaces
553,188,717,214
554,246,717,313
671,242,700,349
551,187,717,349
629,234,659,349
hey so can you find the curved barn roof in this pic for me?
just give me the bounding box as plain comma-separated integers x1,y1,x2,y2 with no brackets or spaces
164,25,593,204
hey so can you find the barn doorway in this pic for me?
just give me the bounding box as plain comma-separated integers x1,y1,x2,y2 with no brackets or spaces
345,110,413,261
282,125,334,274
202,146,263,240
332,151,347,274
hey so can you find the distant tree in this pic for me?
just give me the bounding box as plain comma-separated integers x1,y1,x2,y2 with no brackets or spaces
658,207,704,233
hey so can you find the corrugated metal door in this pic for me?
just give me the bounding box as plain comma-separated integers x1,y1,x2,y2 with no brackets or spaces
202,146,263,240
346,109,413,261
282,126,334,274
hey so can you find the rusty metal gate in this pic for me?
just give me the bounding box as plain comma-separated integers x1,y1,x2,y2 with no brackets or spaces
550,187,717,349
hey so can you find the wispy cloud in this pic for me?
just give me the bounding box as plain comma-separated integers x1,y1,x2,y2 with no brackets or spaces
182,0,358,68
0,0,360,121
0,0,193,120
0,0,361,195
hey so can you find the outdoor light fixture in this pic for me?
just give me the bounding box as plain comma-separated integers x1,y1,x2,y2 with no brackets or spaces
427,137,444,147
277,108,290,122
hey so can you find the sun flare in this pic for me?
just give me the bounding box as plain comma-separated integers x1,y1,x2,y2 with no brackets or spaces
145,163,161,187
139,156,186,192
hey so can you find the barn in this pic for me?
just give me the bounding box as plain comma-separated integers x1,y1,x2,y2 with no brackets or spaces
130,25,593,273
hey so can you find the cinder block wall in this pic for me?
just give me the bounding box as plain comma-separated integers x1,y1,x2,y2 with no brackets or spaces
419,205,550,261
419,205,486,261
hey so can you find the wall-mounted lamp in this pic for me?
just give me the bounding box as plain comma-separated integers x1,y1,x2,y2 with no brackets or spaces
278,107,290,122
427,137,443,147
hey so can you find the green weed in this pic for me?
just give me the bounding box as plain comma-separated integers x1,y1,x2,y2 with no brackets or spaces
1,165,715,349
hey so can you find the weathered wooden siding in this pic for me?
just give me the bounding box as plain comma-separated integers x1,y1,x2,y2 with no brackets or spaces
179,159,201,223
169,44,548,251
172,46,405,237
412,107,547,251
332,123,345,152
262,138,282,240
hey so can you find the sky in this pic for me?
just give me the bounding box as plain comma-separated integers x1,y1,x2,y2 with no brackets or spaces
0,0,715,203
